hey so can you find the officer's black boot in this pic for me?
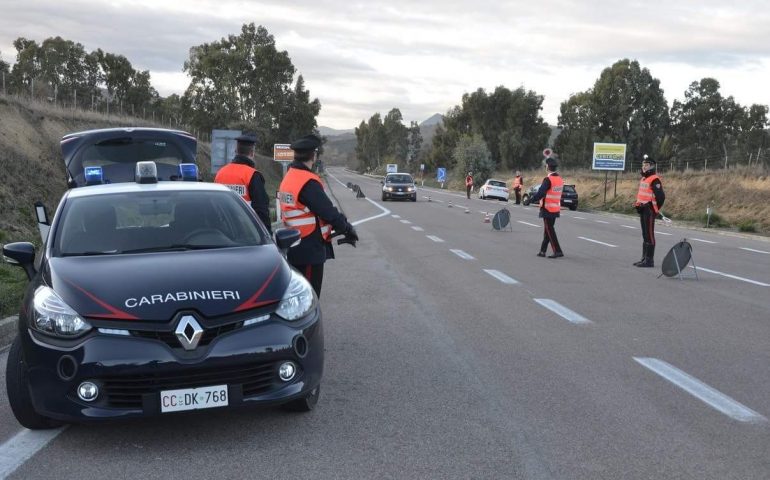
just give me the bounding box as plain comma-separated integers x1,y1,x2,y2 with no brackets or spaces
637,243,655,267
633,244,647,266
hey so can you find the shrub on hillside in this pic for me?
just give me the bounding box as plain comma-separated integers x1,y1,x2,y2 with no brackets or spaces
737,221,757,232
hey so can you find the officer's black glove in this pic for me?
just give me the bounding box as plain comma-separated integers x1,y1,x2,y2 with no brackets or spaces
337,224,358,247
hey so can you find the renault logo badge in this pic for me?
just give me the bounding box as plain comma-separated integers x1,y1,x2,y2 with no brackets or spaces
175,315,203,350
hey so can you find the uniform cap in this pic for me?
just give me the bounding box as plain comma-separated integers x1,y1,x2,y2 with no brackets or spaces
545,157,558,168
290,134,322,152
642,155,656,165
235,133,258,145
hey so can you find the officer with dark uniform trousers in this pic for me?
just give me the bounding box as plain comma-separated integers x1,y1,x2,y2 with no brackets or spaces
214,133,272,234
530,157,564,258
278,134,358,297
512,170,524,204
465,172,473,199
633,155,665,267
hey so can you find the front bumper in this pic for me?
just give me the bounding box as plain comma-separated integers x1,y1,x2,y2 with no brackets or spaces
382,189,416,199
21,309,323,422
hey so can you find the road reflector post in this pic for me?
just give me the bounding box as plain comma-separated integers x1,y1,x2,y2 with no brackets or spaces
448,202,453,208
483,212,490,223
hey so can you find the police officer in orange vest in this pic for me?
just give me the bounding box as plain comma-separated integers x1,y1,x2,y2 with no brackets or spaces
278,134,358,297
530,157,564,258
633,155,665,267
465,172,473,199
214,133,272,234
512,170,524,204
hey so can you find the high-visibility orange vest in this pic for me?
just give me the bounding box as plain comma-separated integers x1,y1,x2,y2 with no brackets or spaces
215,163,256,201
465,176,473,187
278,168,332,242
513,176,523,189
541,173,563,213
636,174,661,213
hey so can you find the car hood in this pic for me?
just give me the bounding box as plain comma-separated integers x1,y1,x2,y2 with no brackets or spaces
47,246,291,321
385,182,414,186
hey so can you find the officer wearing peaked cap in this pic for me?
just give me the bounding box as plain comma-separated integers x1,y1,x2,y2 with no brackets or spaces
278,134,358,297
633,155,666,267
530,156,564,258
214,132,272,234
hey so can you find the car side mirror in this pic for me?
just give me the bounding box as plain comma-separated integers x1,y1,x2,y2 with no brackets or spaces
2,242,37,280
380,181,384,185
275,228,301,252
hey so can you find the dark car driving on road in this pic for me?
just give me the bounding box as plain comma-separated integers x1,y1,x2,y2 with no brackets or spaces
522,183,579,210
3,160,323,429
381,173,417,201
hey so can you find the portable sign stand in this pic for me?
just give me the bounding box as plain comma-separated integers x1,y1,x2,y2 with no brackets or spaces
658,239,699,281
491,208,512,232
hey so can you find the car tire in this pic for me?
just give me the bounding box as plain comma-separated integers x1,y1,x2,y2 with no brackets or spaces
411,196,417,202
569,205,577,211
381,194,387,201
6,336,62,430
282,384,321,412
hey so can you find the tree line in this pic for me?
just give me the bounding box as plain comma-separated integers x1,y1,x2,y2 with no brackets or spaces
0,24,321,156
354,59,769,182
355,108,422,172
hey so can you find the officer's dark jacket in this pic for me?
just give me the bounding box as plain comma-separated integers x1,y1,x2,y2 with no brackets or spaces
230,155,272,234
530,173,561,219
285,161,350,266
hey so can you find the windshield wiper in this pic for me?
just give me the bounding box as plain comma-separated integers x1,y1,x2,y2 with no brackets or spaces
60,251,119,257
121,244,229,254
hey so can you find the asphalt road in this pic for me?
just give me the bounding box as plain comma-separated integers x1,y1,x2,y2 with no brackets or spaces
1,167,768,479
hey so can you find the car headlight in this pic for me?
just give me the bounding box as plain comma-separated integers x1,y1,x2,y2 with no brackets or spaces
275,270,316,321
384,186,393,192
406,186,415,192
32,286,92,337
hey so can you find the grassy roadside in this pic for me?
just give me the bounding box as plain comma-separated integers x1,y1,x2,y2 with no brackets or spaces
0,263,26,318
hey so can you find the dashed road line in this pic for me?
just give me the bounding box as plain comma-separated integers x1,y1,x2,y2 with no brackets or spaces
634,357,766,423
578,236,618,248
533,299,592,324
400,219,412,224
483,269,519,284
573,216,586,220
621,225,636,229
595,220,610,224
426,235,444,243
391,214,401,219
692,266,770,287
691,238,718,244
517,221,540,228
411,226,424,231
740,247,770,255
450,249,475,260
0,427,68,478
657,231,673,236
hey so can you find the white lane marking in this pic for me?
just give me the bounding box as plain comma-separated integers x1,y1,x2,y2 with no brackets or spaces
411,226,424,231
691,266,770,287
573,216,586,220
517,221,541,228
621,225,637,229
483,269,519,284
391,214,401,219
399,219,412,224
351,198,391,226
657,231,673,236
450,249,475,260
741,247,770,255
533,299,592,324
578,236,618,248
0,427,68,478
691,238,718,244
426,235,444,243
633,357,767,423
595,220,610,224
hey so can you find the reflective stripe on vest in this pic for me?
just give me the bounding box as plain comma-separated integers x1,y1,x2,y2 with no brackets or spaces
513,176,522,188
636,174,660,213
541,174,563,213
278,168,332,242
466,176,473,187
214,163,256,201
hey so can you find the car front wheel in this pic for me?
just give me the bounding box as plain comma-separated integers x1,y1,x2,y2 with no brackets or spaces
282,385,321,412
6,336,62,430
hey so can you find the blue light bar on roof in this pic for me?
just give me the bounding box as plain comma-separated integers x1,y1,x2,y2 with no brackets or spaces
84,166,103,185
179,163,198,181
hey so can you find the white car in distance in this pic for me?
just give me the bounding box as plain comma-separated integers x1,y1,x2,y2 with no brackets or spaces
478,179,509,201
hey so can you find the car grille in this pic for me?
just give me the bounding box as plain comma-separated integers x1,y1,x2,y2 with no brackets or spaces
130,321,244,349
101,361,279,408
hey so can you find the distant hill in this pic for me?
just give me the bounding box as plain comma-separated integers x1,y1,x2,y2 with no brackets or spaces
318,125,355,136
420,113,443,127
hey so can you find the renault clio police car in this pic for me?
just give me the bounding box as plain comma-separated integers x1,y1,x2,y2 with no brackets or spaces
3,160,323,429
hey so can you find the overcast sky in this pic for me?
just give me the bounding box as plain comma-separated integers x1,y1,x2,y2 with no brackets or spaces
2,0,769,129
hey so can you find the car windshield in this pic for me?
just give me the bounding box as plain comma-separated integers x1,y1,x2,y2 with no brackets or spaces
53,190,268,256
386,175,413,183
489,180,506,187
70,138,186,185
563,185,576,193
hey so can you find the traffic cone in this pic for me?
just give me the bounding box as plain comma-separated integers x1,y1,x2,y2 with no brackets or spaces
448,201,453,208
465,207,470,214
483,212,491,223
428,196,431,202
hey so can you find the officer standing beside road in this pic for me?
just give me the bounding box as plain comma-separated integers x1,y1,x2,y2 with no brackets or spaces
278,134,358,297
214,133,272,235
633,155,665,267
512,170,524,204
465,171,474,199
530,157,564,258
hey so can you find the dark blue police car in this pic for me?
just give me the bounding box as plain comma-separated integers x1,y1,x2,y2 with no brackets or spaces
3,131,323,429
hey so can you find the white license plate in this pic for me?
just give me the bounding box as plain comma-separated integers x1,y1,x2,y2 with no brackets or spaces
160,384,229,413
563,199,572,203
